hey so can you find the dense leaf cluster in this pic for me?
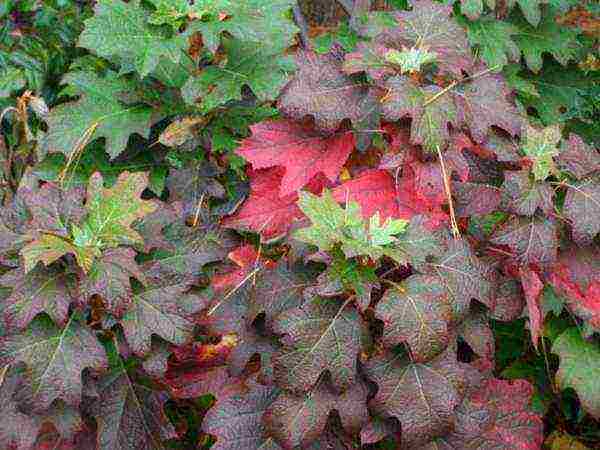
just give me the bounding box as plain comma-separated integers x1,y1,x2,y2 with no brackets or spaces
0,0,599,449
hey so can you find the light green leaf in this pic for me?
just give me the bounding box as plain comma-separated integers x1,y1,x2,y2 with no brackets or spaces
521,124,562,181
182,38,295,110
46,71,152,159
465,17,520,70
21,233,98,274
553,327,600,419
384,47,437,74
0,67,26,98
187,0,298,54
78,0,187,77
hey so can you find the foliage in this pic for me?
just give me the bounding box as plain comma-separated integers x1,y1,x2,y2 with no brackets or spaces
0,0,599,449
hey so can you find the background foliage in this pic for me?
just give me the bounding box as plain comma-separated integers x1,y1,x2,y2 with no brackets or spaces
0,0,599,449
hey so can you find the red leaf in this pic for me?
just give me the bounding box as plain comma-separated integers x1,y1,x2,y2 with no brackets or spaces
222,168,327,241
519,266,544,348
332,170,400,221
236,120,354,197
212,245,274,292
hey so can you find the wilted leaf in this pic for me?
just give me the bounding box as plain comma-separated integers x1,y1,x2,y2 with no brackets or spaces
519,265,544,347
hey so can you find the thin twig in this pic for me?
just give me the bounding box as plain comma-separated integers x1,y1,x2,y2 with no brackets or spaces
437,145,460,239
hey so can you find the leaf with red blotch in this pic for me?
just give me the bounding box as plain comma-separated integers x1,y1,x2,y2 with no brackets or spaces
546,245,600,331
490,276,525,321
454,70,522,143
396,150,449,229
430,239,494,320
0,266,77,331
360,417,400,446
119,274,210,356
343,42,396,82
22,183,86,238
491,215,558,265
272,296,366,394
264,376,369,449
377,0,473,77
228,326,278,384
557,134,600,180
430,378,543,449
33,426,97,450
211,244,272,292
91,341,177,450
222,168,327,242
520,266,544,347
331,170,400,221
0,366,40,450
164,365,239,400
0,312,108,411
375,274,453,362
501,170,554,217
382,76,457,153
236,120,354,197
203,380,281,450
171,334,238,370
453,181,502,217
363,346,465,449
563,177,600,246
79,247,146,317
277,49,379,134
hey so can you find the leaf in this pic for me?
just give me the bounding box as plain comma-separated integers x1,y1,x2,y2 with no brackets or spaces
21,233,97,274
452,181,502,217
272,296,366,394
519,266,544,347
375,274,453,362
464,17,520,70
0,367,40,450
79,247,146,317
563,177,600,246
84,171,157,249
263,376,369,449
187,0,298,54
381,0,473,77
431,239,494,319
78,0,187,77
236,120,354,197
46,71,153,159
120,276,209,356
491,215,558,265
0,66,26,97
557,134,600,180
454,69,523,143
92,340,177,449
458,310,495,360
1,266,77,331
434,378,543,449
363,346,465,448
510,5,579,72
382,76,457,152
502,170,554,216
546,432,591,450
459,0,496,21
182,38,294,112
277,49,379,134
203,381,280,450
552,327,600,419
521,124,562,181
158,116,207,148
0,312,108,410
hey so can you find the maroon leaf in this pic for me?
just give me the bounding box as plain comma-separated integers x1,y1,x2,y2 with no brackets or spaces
264,376,369,449
491,215,558,265
272,297,366,394
432,378,543,449
363,346,465,448
454,70,522,143
453,181,502,217
1,266,77,331
489,276,525,322
360,417,400,446
520,266,544,347
375,274,453,362
557,134,600,180
501,170,554,216
563,177,600,246
459,311,495,361
343,42,396,82
236,120,354,197
203,380,280,450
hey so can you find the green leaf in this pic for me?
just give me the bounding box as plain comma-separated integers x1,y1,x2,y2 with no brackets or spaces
21,233,98,274
83,171,157,249
384,47,437,74
464,17,520,70
0,66,26,97
78,0,187,77
0,312,108,410
46,71,153,159
552,327,600,419
521,124,562,181
187,0,299,54
182,38,295,111
508,0,545,26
